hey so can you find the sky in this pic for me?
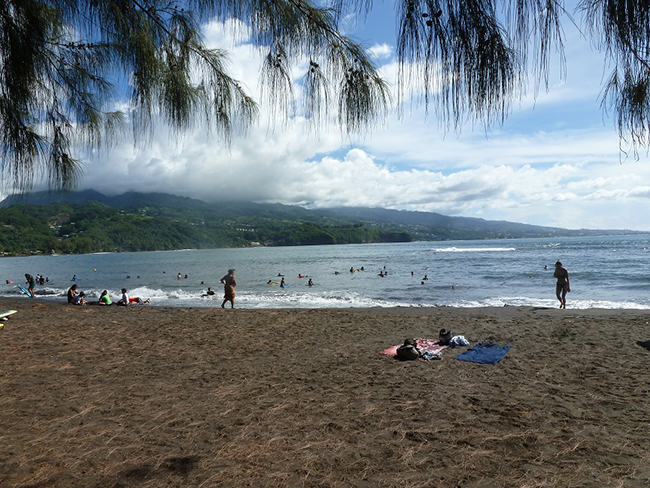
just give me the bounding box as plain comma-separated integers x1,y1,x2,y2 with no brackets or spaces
12,1,650,231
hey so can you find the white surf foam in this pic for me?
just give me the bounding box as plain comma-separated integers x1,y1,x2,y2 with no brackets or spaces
430,247,516,253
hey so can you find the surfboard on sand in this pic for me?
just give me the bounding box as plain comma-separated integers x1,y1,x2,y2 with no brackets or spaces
17,285,31,297
1,309,17,326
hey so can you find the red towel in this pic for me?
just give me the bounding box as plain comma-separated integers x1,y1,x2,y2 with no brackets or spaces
379,339,448,357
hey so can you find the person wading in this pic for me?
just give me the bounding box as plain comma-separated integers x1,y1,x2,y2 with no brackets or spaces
220,269,237,309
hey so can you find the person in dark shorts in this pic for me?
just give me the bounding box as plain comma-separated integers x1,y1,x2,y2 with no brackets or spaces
554,261,570,309
25,274,36,297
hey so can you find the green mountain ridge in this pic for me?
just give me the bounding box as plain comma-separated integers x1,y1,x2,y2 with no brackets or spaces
0,191,641,255
0,191,410,254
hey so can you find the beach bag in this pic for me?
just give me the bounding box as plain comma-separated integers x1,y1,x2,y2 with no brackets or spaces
396,339,421,360
438,329,453,345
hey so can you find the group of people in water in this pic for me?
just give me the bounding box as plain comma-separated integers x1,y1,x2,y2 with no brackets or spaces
260,261,572,309
16,273,49,297
266,273,315,289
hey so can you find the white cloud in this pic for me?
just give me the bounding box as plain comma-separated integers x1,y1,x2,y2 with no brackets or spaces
368,43,393,60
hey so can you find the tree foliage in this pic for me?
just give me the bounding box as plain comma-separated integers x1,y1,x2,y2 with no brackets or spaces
1,0,649,192
0,0,390,191
393,0,650,154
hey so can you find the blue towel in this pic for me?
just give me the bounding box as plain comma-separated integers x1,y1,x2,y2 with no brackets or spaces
453,343,513,365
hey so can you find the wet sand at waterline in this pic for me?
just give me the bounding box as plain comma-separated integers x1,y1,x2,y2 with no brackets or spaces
1,299,649,486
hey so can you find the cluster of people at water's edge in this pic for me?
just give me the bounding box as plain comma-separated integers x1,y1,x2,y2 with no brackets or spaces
67,285,150,306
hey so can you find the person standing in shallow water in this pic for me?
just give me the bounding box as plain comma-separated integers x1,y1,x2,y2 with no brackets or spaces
220,269,237,309
554,261,570,309
25,274,35,297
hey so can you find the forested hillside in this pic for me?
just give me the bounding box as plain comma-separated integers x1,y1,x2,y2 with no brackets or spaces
0,191,639,256
0,200,410,255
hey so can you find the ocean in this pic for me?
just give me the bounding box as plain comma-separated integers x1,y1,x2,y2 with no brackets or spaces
2,235,650,309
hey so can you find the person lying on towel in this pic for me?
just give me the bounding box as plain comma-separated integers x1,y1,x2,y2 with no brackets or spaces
396,338,421,360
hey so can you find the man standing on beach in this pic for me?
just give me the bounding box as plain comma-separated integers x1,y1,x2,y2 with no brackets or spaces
220,269,236,309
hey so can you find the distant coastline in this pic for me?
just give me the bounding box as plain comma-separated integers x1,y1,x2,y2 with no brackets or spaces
2,231,648,258
1,190,644,256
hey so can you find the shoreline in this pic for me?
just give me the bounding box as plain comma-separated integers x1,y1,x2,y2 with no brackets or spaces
2,300,649,486
5,294,650,312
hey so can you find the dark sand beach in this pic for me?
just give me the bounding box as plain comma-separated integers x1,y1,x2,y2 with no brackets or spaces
1,299,649,487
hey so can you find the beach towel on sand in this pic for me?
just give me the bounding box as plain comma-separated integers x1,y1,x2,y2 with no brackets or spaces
453,343,513,365
379,339,447,358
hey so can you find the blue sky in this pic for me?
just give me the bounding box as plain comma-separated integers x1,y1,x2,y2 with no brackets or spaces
14,2,650,231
